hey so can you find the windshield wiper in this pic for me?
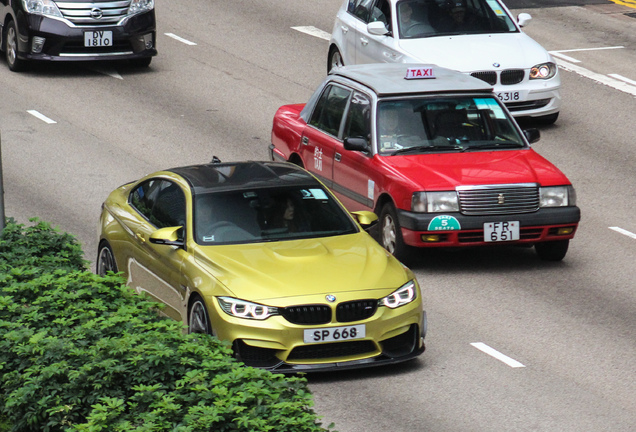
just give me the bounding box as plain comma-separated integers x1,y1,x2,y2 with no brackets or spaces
463,142,524,151
390,145,463,156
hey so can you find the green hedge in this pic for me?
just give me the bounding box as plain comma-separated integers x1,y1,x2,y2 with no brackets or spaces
0,219,333,432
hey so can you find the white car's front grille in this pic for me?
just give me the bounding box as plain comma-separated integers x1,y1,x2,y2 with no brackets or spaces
55,1,131,25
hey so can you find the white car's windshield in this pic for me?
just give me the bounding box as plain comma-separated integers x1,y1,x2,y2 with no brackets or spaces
194,186,358,245
377,95,526,155
396,0,517,39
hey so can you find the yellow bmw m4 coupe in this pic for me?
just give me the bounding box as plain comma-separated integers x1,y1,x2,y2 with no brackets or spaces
97,161,426,372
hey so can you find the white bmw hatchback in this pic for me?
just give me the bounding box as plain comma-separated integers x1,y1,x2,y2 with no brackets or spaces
329,0,561,124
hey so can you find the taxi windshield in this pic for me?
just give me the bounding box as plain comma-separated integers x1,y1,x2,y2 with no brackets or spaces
397,0,517,39
376,96,526,155
194,186,358,245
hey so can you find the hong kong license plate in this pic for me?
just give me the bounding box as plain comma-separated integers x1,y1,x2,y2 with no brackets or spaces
84,31,113,47
484,221,520,242
496,91,522,102
303,324,365,344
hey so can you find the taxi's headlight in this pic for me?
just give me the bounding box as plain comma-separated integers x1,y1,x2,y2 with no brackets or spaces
128,0,154,14
217,297,278,320
530,62,557,80
379,280,417,309
540,185,576,207
22,0,62,17
412,191,459,213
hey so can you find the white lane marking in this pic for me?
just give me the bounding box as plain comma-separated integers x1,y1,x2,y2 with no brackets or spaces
471,342,526,368
556,59,636,97
291,26,331,41
87,65,123,80
165,33,197,46
27,110,57,124
609,227,636,240
550,46,625,63
608,74,636,87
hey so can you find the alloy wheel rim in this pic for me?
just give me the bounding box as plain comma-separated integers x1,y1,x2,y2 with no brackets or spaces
97,247,115,276
7,27,16,65
189,301,208,334
382,215,396,254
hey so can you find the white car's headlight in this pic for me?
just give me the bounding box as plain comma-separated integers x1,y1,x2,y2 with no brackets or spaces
379,280,417,309
530,62,557,80
22,0,62,17
412,191,459,213
129,0,154,14
540,185,576,207
217,297,279,320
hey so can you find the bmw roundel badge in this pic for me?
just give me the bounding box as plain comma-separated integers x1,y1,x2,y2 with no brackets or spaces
326,295,336,302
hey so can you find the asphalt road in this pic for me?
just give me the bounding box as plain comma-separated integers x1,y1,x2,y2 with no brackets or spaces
1,1,635,431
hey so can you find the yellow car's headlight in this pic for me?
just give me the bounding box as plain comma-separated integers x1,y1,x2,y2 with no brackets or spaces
217,297,279,320
379,280,417,309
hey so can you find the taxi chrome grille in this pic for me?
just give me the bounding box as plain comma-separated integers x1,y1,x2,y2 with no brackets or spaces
500,69,525,85
56,1,131,25
471,71,497,85
457,184,539,215
281,305,331,325
287,340,377,360
336,300,377,323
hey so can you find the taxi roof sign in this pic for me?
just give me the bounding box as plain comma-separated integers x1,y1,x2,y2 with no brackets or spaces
405,67,435,80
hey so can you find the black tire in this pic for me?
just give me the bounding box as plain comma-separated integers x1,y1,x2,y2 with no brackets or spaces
5,20,26,72
289,154,304,168
96,241,118,275
379,202,408,260
188,295,214,335
535,239,569,261
130,57,152,68
327,46,344,73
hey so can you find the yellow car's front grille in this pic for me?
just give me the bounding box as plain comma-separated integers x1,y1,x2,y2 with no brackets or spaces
287,340,377,361
336,300,377,322
280,300,378,325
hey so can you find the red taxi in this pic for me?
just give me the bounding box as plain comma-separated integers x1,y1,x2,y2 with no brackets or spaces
269,64,580,261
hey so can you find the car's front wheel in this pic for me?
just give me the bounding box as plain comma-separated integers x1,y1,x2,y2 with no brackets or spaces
379,203,407,260
327,46,344,73
188,295,214,335
96,241,118,276
5,20,26,72
535,239,569,261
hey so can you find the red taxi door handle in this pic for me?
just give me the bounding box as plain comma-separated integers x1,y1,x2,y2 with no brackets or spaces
301,136,309,145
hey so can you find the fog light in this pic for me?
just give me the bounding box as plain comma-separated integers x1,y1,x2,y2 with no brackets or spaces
143,33,153,49
557,227,574,235
421,234,441,242
31,36,45,53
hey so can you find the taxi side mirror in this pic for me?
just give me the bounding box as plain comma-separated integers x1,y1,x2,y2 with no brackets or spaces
344,137,370,152
523,128,540,144
149,226,185,247
368,21,390,36
517,13,532,28
351,211,378,229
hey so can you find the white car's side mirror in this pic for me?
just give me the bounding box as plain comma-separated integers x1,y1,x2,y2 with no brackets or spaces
367,21,390,36
517,13,532,28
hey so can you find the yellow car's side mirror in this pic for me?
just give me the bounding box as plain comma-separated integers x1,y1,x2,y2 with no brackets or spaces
351,211,378,228
149,226,184,246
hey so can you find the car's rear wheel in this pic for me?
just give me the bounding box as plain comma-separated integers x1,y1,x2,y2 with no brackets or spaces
96,241,118,276
188,295,214,335
5,20,26,72
535,239,569,261
379,203,407,260
327,46,344,73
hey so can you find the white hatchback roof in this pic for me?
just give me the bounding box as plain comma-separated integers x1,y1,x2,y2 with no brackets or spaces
330,63,493,96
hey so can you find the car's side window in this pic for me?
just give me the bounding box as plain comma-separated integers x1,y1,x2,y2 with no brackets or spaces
349,0,374,22
309,84,353,138
372,0,392,28
131,179,186,231
343,92,371,143
152,181,186,229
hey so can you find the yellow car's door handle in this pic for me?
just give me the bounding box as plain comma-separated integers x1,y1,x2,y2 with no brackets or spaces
136,232,146,243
